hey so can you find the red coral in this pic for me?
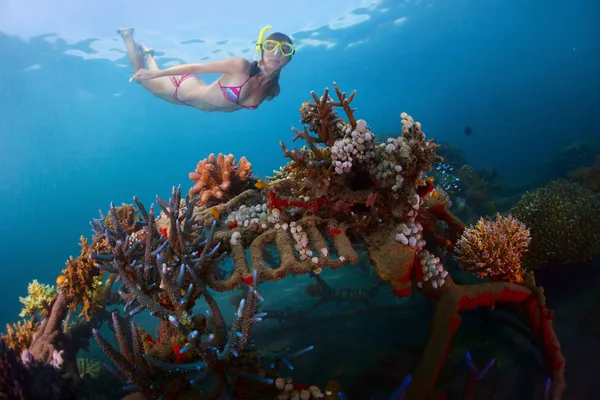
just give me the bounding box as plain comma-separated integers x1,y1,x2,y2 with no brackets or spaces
267,191,329,214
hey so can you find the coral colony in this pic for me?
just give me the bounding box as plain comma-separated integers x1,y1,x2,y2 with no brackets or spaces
1,83,566,400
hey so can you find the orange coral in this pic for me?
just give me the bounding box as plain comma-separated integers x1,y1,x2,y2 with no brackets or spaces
454,213,530,284
188,153,252,205
58,236,103,320
422,186,452,210
1,319,39,353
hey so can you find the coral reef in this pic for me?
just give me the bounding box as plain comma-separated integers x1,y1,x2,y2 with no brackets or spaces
0,338,75,399
1,83,568,400
511,180,600,269
1,319,39,353
189,153,253,205
18,279,57,318
57,236,104,320
568,154,600,191
422,185,452,210
545,140,600,180
76,357,103,379
436,143,468,168
454,213,531,284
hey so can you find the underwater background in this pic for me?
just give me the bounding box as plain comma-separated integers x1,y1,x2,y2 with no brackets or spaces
1,0,600,399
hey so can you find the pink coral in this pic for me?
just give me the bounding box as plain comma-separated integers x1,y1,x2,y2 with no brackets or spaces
188,153,252,205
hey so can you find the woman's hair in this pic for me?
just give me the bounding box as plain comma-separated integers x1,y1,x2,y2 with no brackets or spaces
250,32,293,100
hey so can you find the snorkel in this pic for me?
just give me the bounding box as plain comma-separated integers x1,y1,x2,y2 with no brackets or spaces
254,25,272,62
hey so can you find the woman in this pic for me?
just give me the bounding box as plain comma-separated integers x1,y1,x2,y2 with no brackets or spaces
118,26,294,112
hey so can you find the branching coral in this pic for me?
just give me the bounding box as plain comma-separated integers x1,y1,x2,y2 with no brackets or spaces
297,82,357,147
189,153,253,205
266,84,441,236
89,187,320,398
57,236,104,320
1,319,39,353
454,213,531,284
511,179,600,269
18,280,57,318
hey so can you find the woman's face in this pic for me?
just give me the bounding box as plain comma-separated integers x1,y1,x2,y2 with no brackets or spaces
262,40,293,70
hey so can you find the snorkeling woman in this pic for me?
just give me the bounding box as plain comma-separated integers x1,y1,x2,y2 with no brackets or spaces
117,26,294,112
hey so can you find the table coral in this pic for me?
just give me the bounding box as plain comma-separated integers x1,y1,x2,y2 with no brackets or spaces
189,153,253,205
455,213,531,284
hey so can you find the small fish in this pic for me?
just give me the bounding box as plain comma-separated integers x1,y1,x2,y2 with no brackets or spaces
211,207,220,219
464,126,473,135
56,275,66,285
425,176,434,184
255,180,267,190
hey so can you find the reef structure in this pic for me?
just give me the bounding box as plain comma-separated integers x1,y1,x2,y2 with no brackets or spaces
0,83,566,400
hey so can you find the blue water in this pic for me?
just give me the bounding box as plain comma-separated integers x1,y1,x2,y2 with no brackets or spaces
0,0,598,366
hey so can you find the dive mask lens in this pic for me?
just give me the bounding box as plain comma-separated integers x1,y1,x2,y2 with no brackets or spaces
262,40,294,56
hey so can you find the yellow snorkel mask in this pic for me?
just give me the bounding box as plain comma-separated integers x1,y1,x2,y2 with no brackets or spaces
254,25,295,61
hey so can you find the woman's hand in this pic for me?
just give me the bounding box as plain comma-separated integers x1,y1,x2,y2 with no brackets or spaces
129,68,157,82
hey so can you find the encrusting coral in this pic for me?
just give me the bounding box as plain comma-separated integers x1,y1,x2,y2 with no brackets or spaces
454,213,531,284
511,179,600,269
1,83,567,400
189,152,253,205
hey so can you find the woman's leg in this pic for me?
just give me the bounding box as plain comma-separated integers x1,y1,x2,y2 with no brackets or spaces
117,28,180,103
117,28,145,71
137,43,159,71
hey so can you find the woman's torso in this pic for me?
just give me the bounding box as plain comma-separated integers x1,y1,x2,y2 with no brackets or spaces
176,68,268,112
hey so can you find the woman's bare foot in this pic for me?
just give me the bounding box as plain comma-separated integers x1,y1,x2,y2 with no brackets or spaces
136,42,155,57
117,27,134,39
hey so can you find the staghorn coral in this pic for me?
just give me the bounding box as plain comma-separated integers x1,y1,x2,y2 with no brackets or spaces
89,187,322,399
92,203,144,255
58,236,104,320
511,179,600,269
189,153,253,205
19,280,57,318
1,319,39,354
454,213,531,284
298,82,357,147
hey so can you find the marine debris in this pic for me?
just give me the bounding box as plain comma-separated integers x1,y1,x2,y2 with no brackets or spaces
1,83,566,400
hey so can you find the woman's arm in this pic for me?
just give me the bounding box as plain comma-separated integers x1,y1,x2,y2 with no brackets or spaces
152,57,248,78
